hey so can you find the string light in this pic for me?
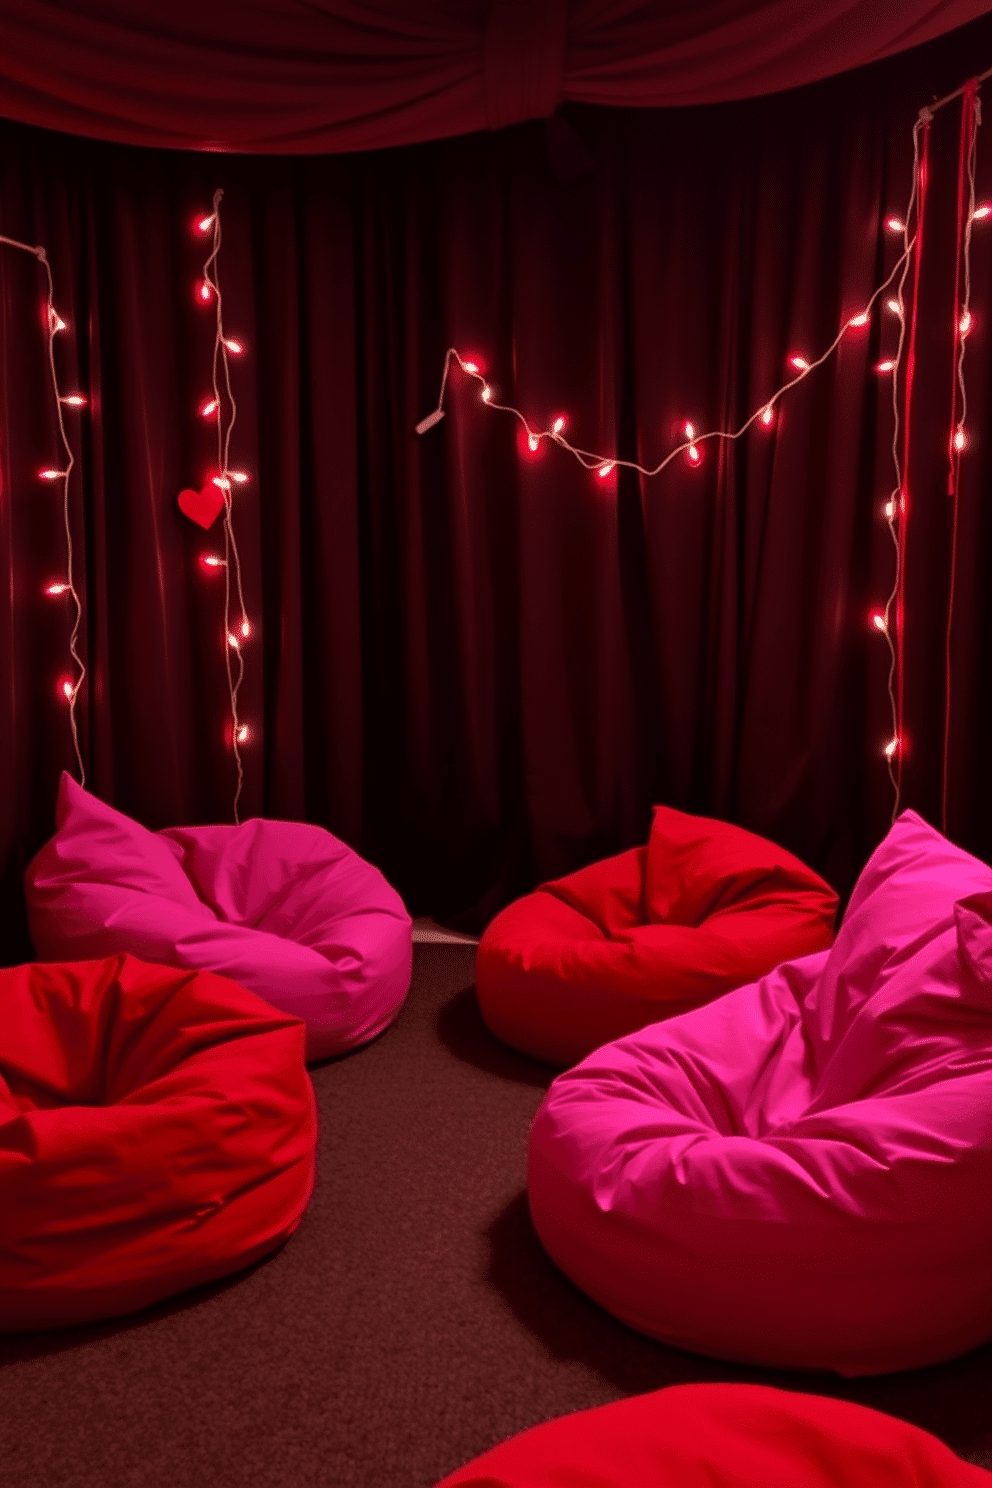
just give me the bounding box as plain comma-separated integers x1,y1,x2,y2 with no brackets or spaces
0,233,87,785
192,188,253,823
875,359,896,372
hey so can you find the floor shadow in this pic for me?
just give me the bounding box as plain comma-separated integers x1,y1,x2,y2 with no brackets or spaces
0,1248,278,1365
435,985,556,1090
482,1190,992,1464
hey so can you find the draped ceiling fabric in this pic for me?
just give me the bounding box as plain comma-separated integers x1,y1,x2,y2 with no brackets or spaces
0,2,989,152
1,9,992,963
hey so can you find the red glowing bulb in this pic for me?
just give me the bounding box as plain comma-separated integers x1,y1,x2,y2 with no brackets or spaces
683,421,695,440
760,406,774,427
229,471,249,484
789,355,809,371
527,433,540,452
197,280,213,304
848,312,869,328
462,360,479,374
884,736,900,759
597,462,615,479
972,205,992,221
885,216,905,233
236,724,250,744
49,310,66,334
197,215,215,234
224,338,244,354
875,360,896,373
886,298,901,314
241,620,251,638
44,581,70,596
551,416,566,436
481,385,492,402
199,398,219,418
953,427,967,452
870,611,888,633
61,394,86,407
60,678,74,700
199,554,225,573
687,445,701,466
959,310,972,336
39,468,62,481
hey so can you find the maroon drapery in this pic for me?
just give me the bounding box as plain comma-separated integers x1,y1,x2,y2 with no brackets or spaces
1,14,992,962
0,2,990,153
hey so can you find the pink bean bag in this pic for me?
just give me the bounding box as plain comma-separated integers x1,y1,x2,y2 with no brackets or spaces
476,805,838,1066
528,811,992,1375
0,953,316,1331
25,773,412,1062
435,1383,992,1487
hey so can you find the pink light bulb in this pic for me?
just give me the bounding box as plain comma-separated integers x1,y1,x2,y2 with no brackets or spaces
884,736,900,759
61,679,74,700
886,298,901,314
199,398,219,418
224,338,244,354
49,311,66,334
230,471,249,484
212,475,231,491
227,633,239,649
236,724,250,744
760,406,774,427
61,394,86,407
197,280,212,304
848,312,869,328
954,427,967,452
527,433,540,452
199,554,225,572
39,468,62,481
552,416,566,435
959,310,972,336
885,216,905,233
789,355,809,371
875,360,896,373
462,360,479,374
481,385,492,402
597,462,615,479
870,611,887,633
44,581,70,596
241,620,251,638
197,215,214,233
972,205,992,221
683,421,695,440
687,445,701,466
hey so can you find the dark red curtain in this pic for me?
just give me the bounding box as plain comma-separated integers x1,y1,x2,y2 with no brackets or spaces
2,14,992,961
0,2,989,152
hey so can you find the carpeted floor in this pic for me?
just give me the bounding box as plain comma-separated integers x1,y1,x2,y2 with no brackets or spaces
2,943,991,1487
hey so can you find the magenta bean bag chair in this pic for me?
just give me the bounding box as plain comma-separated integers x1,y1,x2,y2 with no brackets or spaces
476,805,838,1067
24,772,412,1062
0,953,317,1331
528,810,992,1376
435,1383,992,1487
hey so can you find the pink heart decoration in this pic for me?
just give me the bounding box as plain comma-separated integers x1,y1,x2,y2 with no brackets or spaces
177,483,225,529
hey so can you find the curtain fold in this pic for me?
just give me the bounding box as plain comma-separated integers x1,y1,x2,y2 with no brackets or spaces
1,16,992,962
0,2,989,153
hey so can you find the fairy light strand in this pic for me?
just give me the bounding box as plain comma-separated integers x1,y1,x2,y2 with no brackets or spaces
943,86,982,835
0,231,86,785
197,189,251,824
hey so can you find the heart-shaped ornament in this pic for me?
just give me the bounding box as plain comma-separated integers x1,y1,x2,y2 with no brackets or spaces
177,483,225,529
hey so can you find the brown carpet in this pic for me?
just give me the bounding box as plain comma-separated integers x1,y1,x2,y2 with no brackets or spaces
2,944,991,1487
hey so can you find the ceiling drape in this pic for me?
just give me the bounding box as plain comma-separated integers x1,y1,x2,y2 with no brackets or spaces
0,2,989,153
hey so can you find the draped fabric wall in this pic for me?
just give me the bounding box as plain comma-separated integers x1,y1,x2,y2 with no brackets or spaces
1,14,992,960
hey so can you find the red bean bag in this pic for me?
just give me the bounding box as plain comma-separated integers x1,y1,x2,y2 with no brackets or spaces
434,1383,991,1487
475,805,838,1066
0,953,317,1331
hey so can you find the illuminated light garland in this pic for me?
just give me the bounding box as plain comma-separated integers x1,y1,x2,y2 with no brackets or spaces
0,230,86,784
943,83,983,834
192,189,253,824
417,68,992,828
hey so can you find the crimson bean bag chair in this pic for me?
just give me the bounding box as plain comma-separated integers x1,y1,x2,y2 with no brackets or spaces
0,953,317,1331
25,772,413,1062
435,1384,992,1487
527,810,992,1375
476,805,838,1066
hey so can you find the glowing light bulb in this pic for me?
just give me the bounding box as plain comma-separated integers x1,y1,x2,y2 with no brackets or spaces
227,632,240,649
848,312,869,328
44,582,70,596
49,311,66,333
760,406,774,427
197,215,215,233
211,475,231,491
61,679,74,700
683,422,695,440
886,298,901,314
197,280,213,304
972,204,992,221
885,216,905,233
199,554,225,572
870,611,888,633
551,417,566,436
884,736,900,759
527,433,539,452
959,310,972,336
597,462,615,479
200,398,219,418
229,471,248,484
462,360,479,374
224,338,244,354
61,394,86,407
884,499,896,519
481,385,491,402
240,620,251,638
875,360,896,373
954,427,967,452
236,724,250,744
687,445,701,466
789,355,809,371
39,468,63,481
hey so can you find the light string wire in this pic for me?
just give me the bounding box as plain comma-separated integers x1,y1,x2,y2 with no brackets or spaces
200,188,250,824
416,66,992,829
0,231,86,785
942,84,982,834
